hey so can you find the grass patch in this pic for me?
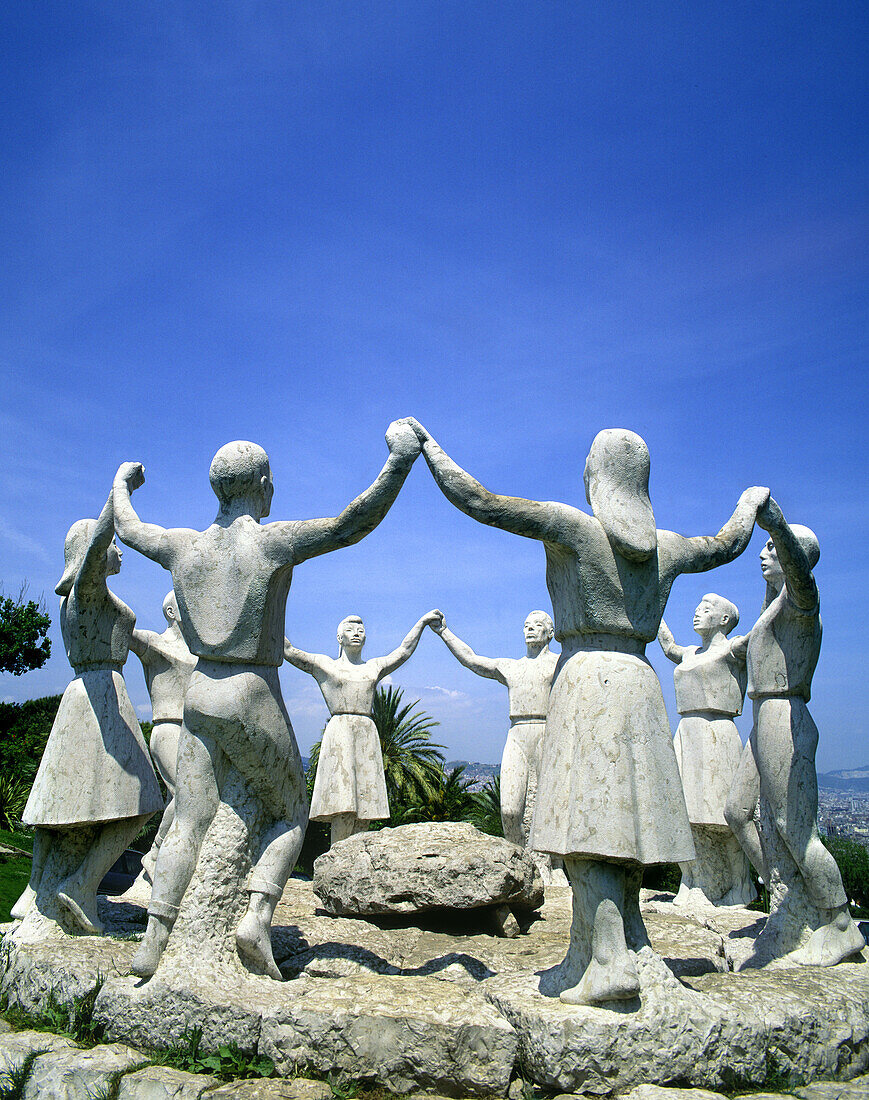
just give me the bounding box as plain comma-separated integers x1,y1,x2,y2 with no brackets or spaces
150,1027,276,1080
0,981,104,1047
0,829,32,855
0,853,30,924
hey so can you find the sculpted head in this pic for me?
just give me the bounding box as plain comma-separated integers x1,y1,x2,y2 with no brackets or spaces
337,615,366,653
693,593,739,639
584,429,656,562
56,519,121,596
524,610,554,648
760,525,819,588
162,590,180,627
209,441,273,518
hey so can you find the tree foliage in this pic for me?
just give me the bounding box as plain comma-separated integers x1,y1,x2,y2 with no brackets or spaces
0,694,61,782
824,837,869,910
0,588,51,676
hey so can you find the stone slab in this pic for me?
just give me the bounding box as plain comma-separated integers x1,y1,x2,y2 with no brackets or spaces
117,1065,220,1099
0,1028,77,1075
259,972,517,1096
208,1080,333,1099
21,1041,147,1100
482,947,768,1095
687,961,869,1083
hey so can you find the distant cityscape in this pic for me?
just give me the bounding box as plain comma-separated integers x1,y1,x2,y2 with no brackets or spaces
818,767,869,844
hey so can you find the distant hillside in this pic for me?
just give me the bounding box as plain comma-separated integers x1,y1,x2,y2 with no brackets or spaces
819,766,869,792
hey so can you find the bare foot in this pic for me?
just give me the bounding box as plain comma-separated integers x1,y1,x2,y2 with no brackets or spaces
57,883,103,934
788,915,866,967
131,915,171,978
559,952,640,1005
11,884,35,920
236,910,282,980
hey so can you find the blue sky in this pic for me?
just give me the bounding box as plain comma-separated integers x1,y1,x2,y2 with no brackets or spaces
1,2,866,771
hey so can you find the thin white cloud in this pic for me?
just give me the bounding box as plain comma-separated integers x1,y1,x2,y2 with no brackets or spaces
0,522,52,565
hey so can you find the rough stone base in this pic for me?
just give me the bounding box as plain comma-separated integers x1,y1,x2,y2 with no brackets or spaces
3,881,869,1096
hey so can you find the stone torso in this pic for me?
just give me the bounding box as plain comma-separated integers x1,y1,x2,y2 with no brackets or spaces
544,520,673,644
503,652,559,719
674,645,746,716
61,585,135,672
141,631,198,721
747,588,821,701
167,518,293,665
317,660,380,716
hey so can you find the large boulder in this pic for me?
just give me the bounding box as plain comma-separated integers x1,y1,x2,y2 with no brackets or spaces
312,823,544,918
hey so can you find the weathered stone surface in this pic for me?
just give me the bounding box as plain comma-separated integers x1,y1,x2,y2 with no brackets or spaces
116,1064,219,1099
22,1042,147,1100
312,822,543,917
0,930,135,1017
688,961,869,1082
259,972,517,1096
623,1087,729,1100
795,1075,869,1099
0,1028,77,1075
208,1080,333,1099
483,947,767,1095
94,973,267,1054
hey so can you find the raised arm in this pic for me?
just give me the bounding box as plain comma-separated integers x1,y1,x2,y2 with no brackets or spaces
431,615,507,683
662,486,769,577
129,628,156,661
77,492,117,590
401,418,581,544
113,462,172,565
728,633,749,663
657,620,686,664
758,497,818,610
375,610,444,678
282,638,330,677
285,422,420,565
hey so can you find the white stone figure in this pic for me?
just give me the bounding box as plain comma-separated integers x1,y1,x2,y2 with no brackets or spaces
129,590,197,885
724,498,865,967
284,610,443,846
12,494,162,936
112,425,420,982
402,417,768,1006
430,611,563,882
658,595,754,908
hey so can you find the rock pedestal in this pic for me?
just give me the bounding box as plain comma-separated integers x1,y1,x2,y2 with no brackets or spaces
312,822,544,923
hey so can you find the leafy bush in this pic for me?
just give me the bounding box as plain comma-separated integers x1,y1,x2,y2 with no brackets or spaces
0,776,30,830
0,695,61,782
0,588,51,676
824,836,869,910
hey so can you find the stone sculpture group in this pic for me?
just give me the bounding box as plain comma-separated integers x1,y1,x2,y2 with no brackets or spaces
10,422,864,1011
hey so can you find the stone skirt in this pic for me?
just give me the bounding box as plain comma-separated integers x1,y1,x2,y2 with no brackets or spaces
309,713,389,822
674,714,743,828
23,669,163,827
530,648,694,865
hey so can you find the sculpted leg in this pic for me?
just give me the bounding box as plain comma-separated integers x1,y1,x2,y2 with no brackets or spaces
58,813,152,934
758,699,864,965
724,731,767,884
11,828,52,920
132,726,219,978
558,857,640,1005
224,675,308,979
500,730,529,847
330,813,364,844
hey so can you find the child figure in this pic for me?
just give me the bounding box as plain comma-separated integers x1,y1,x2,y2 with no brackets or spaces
658,594,754,907
284,610,442,845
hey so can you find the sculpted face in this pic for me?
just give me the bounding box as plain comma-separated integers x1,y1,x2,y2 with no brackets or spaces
524,612,553,647
693,598,723,635
260,468,274,518
760,539,785,587
106,539,122,576
338,617,366,652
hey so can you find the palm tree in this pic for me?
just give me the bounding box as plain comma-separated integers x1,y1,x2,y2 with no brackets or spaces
470,774,504,837
404,763,478,824
373,686,445,816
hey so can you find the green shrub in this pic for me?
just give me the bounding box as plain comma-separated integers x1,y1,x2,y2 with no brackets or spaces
0,695,61,782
